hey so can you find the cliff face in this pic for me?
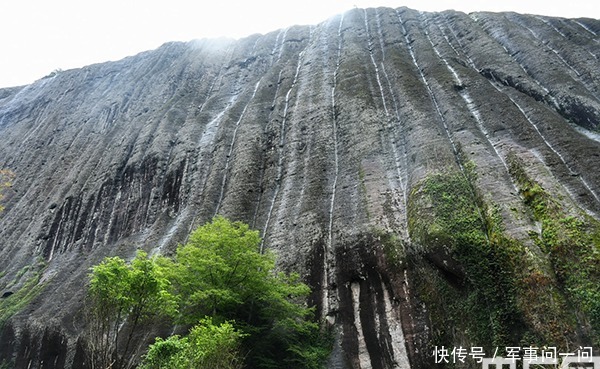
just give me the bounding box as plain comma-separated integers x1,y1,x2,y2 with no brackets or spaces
1,7,599,368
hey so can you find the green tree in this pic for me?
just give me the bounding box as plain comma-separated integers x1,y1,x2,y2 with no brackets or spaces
87,217,330,369
172,216,278,322
139,318,245,369
169,216,329,369
86,251,177,369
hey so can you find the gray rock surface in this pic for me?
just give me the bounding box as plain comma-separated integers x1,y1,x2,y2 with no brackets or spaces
0,7,599,369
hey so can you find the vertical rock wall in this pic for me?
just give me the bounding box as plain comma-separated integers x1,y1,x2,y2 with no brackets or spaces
0,7,599,368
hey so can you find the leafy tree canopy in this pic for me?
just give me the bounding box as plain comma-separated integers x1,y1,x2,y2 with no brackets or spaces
171,216,310,327
140,318,245,369
87,251,177,369
88,217,331,369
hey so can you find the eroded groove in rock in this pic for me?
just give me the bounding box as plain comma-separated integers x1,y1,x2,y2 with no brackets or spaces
473,12,600,130
365,9,410,237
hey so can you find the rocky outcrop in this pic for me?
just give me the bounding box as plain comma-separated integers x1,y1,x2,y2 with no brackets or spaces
0,7,599,368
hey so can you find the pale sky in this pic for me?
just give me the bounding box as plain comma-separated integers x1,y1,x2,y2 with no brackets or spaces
0,0,598,88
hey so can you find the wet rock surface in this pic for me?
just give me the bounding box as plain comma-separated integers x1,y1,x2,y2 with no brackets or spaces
0,7,599,369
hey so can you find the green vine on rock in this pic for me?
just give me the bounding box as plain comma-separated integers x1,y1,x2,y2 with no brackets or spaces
408,167,527,350
507,151,600,346
0,259,47,328
405,150,594,357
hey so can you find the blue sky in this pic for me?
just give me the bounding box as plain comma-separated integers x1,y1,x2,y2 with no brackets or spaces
0,0,598,88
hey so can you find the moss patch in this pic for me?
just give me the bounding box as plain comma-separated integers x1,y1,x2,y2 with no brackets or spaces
508,152,600,345
404,154,594,355
0,263,46,328
407,168,527,349
374,228,405,269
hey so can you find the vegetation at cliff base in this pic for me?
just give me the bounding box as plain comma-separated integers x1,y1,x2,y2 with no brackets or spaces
86,251,177,369
86,216,330,369
139,318,245,369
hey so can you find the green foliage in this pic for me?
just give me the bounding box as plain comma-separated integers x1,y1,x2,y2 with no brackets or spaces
168,216,329,369
172,216,273,322
89,256,132,319
408,167,529,349
507,151,600,345
139,335,188,369
374,228,405,269
412,158,580,349
254,315,331,369
86,251,177,369
88,217,330,369
88,251,177,324
413,171,487,250
539,211,600,344
140,318,245,369
0,265,46,328
186,320,245,368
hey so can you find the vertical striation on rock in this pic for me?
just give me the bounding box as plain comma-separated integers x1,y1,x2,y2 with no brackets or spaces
0,6,599,369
